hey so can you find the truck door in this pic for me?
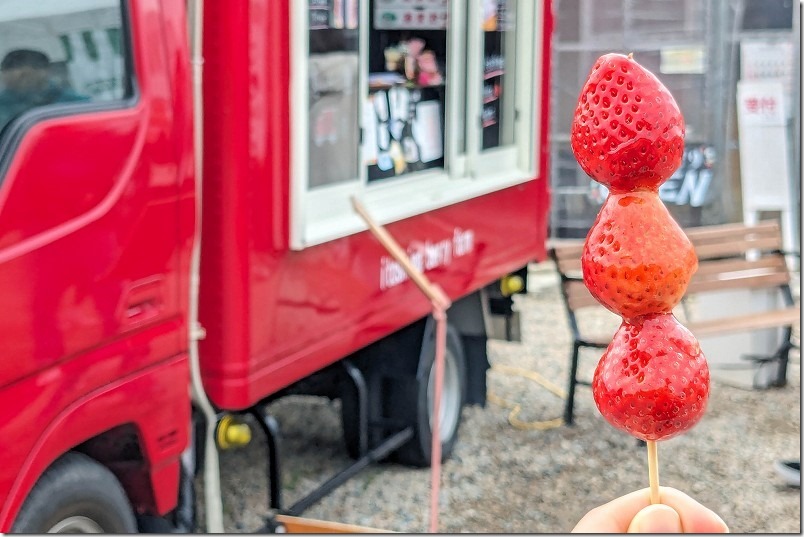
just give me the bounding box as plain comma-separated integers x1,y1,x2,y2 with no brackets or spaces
0,0,191,383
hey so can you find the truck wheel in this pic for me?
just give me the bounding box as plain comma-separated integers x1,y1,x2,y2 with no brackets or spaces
392,326,467,467
11,452,137,533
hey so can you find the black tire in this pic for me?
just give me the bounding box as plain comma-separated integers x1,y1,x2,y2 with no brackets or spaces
11,452,137,534
391,325,467,467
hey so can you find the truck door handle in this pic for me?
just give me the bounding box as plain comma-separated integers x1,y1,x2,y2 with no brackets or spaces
122,276,165,327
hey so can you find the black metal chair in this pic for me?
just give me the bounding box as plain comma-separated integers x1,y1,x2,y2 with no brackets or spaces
548,241,618,426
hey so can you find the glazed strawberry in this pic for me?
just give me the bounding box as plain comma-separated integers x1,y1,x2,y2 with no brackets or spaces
592,313,710,442
582,190,696,320
570,53,685,193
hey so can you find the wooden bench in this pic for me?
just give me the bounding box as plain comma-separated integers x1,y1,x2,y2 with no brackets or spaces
549,220,799,425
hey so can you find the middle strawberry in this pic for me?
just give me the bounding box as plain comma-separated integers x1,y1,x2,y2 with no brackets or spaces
582,190,697,321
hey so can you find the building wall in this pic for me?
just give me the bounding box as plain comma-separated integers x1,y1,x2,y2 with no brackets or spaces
550,0,799,239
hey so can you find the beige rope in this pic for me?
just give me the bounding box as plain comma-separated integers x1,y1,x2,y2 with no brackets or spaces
487,363,567,431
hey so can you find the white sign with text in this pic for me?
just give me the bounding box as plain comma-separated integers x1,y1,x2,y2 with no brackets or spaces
380,227,475,290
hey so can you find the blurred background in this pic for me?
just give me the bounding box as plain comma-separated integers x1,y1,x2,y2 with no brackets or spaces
549,0,800,254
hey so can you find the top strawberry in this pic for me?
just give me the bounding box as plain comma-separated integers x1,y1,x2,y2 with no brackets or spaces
571,53,685,193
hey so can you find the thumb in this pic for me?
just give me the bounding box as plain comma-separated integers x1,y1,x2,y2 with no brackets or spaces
628,504,683,533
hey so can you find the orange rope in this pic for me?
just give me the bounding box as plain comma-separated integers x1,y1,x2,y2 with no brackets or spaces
352,197,450,533
429,305,447,532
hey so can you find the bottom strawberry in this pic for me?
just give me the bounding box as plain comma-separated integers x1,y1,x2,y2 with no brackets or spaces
592,313,710,442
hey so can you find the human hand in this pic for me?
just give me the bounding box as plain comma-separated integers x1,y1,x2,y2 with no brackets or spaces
572,487,729,533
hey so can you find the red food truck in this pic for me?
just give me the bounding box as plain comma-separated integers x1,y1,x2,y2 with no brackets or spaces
0,0,552,532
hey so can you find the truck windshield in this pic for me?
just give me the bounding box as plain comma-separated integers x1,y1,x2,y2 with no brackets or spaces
0,0,127,136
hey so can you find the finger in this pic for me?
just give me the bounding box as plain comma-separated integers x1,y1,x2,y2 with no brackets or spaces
572,488,653,532
627,504,682,533
658,487,729,533
572,487,729,534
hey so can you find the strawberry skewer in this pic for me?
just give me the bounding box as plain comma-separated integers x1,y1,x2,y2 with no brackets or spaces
570,53,710,504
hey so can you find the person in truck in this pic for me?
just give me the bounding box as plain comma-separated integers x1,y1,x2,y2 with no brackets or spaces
0,48,88,131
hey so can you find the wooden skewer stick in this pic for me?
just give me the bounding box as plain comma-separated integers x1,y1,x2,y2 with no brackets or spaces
647,440,660,504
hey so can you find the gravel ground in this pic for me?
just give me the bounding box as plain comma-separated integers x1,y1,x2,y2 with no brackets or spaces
207,261,800,533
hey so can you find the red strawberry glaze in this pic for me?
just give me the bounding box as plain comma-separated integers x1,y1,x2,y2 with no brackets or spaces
592,313,710,442
582,191,697,321
570,53,685,193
